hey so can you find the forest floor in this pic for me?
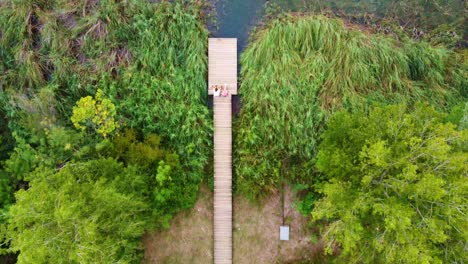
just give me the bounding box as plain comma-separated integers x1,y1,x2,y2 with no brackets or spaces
143,185,327,263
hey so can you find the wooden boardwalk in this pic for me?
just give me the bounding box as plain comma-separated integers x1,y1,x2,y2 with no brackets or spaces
209,38,237,264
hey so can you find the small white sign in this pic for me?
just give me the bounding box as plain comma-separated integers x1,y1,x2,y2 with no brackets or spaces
280,225,290,241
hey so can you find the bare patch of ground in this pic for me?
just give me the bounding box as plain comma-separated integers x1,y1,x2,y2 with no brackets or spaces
143,185,213,264
144,185,326,263
233,187,323,264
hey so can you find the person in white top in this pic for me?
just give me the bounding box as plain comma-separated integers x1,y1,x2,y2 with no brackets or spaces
213,85,220,97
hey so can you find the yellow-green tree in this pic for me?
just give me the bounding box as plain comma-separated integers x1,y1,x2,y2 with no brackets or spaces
7,159,149,264
71,89,117,137
313,104,467,263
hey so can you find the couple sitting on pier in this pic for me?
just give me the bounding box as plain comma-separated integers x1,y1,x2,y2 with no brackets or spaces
213,84,229,97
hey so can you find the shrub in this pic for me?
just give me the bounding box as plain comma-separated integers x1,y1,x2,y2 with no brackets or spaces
110,129,196,228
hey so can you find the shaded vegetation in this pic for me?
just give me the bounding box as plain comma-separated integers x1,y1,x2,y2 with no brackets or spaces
313,104,467,263
235,15,466,199
270,0,466,48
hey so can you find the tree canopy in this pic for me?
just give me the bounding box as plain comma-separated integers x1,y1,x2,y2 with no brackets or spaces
7,159,149,264
312,104,467,263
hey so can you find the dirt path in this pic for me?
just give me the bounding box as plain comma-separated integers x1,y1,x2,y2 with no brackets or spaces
143,185,324,263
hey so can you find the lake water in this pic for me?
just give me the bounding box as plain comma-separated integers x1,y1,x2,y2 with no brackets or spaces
209,0,267,54
208,0,308,62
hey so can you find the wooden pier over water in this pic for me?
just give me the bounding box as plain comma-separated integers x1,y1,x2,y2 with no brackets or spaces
209,38,237,264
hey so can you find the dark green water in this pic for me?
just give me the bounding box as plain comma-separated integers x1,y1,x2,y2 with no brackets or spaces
210,0,267,53
209,0,467,51
209,0,308,53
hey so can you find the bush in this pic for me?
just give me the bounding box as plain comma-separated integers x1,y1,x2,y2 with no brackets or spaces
110,129,197,228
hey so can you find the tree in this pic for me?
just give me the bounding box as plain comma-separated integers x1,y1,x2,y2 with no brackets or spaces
312,104,467,263
6,158,150,264
3,125,195,261
71,89,118,137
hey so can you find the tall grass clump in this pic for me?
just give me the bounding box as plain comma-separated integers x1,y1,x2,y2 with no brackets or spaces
235,15,467,199
106,2,212,184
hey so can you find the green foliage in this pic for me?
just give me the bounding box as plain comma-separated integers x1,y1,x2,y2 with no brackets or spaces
71,89,117,137
0,108,13,163
4,86,58,140
3,127,194,260
273,0,466,48
7,159,149,264
0,171,11,215
235,15,466,199
4,126,87,183
292,183,318,216
447,102,468,130
0,98,14,220
0,0,211,260
0,0,211,172
312,104,467,263
105,1,212,183
110,129,197,228
112,129,165,169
